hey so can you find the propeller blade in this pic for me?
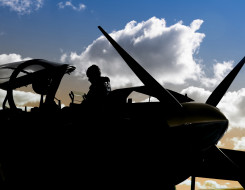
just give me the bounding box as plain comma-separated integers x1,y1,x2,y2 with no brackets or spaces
98,26,182,109
192,145,245,188
206,56,245,107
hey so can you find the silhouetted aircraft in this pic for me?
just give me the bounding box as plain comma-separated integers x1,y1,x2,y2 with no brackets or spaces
0,26,245,189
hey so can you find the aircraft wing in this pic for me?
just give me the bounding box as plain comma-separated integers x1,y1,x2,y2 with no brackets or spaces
192,146,245,187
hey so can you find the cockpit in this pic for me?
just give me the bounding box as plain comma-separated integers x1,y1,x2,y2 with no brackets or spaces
0,59,75,111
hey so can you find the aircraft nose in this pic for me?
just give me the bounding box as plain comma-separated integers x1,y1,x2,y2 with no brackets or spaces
167,103,229,151
168,120,228,152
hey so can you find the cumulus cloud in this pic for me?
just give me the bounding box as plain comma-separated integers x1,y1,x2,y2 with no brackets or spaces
197,180,228,189
0,0,44,15
12,90,40,106
61,17,205,88
218,88,245,129
0,53,31,65
232,137,245,150
58,1,86,11
181,86,211,103
200,60,233,88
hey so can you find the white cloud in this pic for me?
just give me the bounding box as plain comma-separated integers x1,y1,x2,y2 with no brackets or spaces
179,178,191,186
0,89,40,108
200,61,233,88
58,1,86,11
232,137,245,150
0,53,31,65
0,0,44,15
218,88,245,129
12,90,40,106
61,17,205,88
0,89,6,107
60,53,67,63
217,140,226,148
181,86,211,103
197,180,228,189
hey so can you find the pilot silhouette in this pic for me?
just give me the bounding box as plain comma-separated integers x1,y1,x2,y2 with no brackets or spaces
82,64,111,104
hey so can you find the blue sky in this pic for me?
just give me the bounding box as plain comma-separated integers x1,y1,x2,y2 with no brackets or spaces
1,1,245,188
1,0,245,64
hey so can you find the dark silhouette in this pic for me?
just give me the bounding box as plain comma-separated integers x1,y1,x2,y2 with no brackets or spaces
82,64,111,104
1,27,245,189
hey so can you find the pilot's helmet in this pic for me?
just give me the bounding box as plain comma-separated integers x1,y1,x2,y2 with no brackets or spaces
86,65,101,79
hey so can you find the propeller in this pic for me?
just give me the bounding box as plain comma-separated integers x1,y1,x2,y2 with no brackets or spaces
206,56,245,107
98,26,182,110
98,26,245,188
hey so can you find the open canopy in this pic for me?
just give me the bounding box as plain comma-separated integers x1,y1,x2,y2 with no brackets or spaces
0,59,75,110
